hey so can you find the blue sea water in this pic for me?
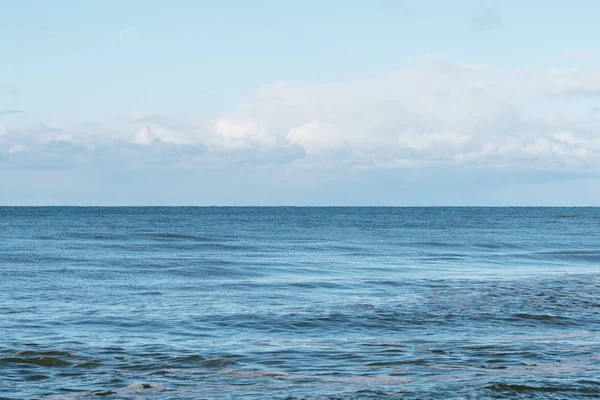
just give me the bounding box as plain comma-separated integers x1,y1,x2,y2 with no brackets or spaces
1,207,599,399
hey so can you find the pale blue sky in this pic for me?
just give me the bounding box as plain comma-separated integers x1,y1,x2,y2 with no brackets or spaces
1,1,600,205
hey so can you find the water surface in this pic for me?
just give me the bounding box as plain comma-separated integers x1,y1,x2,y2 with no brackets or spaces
1,207,599,399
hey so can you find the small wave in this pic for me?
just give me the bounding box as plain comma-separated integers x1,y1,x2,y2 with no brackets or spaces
415,241,459,248
14,350,76,357
499,331,595,342
227,370,291,379
25,374,49,381
74,360,101,368
283,389,407,399
124,383,167,392
40,384,167,400
224,369,412,385
542,250,600,256
171,265,264,278
138,291,163,296
485,383,600,394
510,313,572,324
473,242,524,250
172,354,206,363
523,249,600,263
322,375,412,385
87,390,117,396
143,233,221,242
201,358,238,368
1,356,71,367
69,233,123,241
420,254,466,261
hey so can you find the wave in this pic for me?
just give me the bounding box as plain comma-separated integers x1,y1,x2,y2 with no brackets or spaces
1,356,71,367
143,233,223,242
485,382,600,394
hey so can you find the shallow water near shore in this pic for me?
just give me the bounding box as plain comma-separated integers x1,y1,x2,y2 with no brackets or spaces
1,207,599,399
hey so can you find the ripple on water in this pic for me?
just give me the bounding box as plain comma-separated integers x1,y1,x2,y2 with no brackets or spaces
2,207,600,399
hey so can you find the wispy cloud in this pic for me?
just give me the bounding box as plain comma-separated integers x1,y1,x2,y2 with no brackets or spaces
563,49,600,59
0,110,26,115
130,113,186,132
0,85,20,97
539,68,600,97
469,9,503,32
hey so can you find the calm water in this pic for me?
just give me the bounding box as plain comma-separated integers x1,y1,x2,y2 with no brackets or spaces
1,207,599,399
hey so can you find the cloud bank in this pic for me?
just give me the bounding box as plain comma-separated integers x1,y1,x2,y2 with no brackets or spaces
208,62,600,170
2,60,600,176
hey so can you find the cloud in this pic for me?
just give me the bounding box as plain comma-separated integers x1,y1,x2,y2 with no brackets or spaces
212,65,504,162
563,49,600,59
469,9,503,31
3,58,600,205
8,144,28,153
4,60,600,175
130,113,185,131
0,129,207,171
213,118,270,148
119,27,138,48
206,62,600,170
286,121,344,153
0,85,20,97
132,125,158,145
0,110,26,115
536,68,600,96
127,112,205,145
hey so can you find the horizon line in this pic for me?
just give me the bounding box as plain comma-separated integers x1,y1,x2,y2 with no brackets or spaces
1,205,599,208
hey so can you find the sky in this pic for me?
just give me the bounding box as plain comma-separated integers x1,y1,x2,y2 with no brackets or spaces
1,0,600,205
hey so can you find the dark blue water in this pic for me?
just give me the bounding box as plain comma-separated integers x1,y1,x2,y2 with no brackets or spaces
1,207,599,399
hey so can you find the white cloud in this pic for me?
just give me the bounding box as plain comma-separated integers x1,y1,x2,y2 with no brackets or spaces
9,144,28,153
286,121,343,153
0,125,7,136
4,60,600,174
128,112,205,145
537,68,600,96
563,49,600,59
213,118,270,148
205,62,600,169
119,27,138,48
132,125,158,145
211,65,501,158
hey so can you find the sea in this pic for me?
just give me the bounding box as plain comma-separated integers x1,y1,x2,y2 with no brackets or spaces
1,207,599,399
